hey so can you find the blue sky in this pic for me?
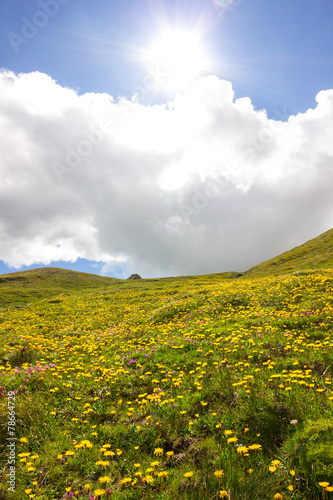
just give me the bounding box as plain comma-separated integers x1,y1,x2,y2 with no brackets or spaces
0,0,333,278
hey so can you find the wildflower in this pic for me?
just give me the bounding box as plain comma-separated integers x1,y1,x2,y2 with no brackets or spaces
236,446,248,454
248,444,261,450
20,438,28,443
154,448,163,456
319,482,330,488
326,487,333,492
287,485,293,491
158,471,168,478
120,478,132,485
99,476,110,483
220,492,228,498
214,470,224,477
224,430,233,436
227,437,237,443
94,489,105,497
274,494,282,500
269,466,277,472
248,469,253,474
184,472,193,478
271,460,281,467
166,451,174,457
290,470,295,476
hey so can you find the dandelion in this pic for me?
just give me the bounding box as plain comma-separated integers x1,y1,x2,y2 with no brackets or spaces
248,469,253,474
319,482,330,488
94,489,105,497
214,470,224,477
166,451,174,457
248,444,262,450
287,485,293,491
227,437,237,443
154,448,163,456
99,476,110,483
184,471,193,478
290,470,295,476
269,466,277,472
274,494,282,500
220,491,228,498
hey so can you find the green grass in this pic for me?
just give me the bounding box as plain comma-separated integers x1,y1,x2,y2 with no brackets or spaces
0,229,332,499
244,227,333,277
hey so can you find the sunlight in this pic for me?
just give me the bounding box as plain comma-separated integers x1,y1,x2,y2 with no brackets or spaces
146,29,206,90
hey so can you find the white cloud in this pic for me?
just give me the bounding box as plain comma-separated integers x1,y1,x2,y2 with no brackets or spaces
1,70,333,277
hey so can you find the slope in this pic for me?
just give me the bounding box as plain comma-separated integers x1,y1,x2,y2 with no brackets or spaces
0,267,122,308
244,227,333,277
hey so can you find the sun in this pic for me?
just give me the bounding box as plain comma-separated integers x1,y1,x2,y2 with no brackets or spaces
146,29,206,90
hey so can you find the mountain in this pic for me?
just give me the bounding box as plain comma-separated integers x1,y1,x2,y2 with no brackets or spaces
0,267,121,307
244,227,333,277
1,227,333,307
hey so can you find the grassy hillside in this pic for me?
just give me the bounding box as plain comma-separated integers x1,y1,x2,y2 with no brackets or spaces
0,269,332,499
0,231,333,499
245,228,333,277
0,267,122,308
2,227,333,309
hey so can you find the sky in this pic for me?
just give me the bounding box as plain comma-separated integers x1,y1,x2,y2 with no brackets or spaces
0,0,333,278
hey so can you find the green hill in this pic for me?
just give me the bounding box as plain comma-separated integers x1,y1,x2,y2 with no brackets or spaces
0,267,122,308
1,227,333,308
244,227,333,277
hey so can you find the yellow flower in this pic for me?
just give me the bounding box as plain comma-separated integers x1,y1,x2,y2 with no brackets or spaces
274,494,282,500
184,471,193,478
290,470,295,476
154,448,163,456
25,490,32,495
326,487,333,492
94,489,105,497
227,437,237,443
269,466,277,472
220,491,228,498
248,469,253,474
224,430,233,436
214,470,224,477
248,444,262,450
20,438,28,443
99,476,110,483
166,451,174,457
287,485,293,491
319,482,330,488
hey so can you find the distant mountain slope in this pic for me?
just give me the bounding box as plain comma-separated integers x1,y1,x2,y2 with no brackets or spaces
0,267,122,307
244,227,333,277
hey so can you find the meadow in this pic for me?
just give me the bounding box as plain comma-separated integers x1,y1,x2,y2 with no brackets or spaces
0,268,333,499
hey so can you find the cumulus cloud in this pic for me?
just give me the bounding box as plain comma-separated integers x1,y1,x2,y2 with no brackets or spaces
1,70,333,277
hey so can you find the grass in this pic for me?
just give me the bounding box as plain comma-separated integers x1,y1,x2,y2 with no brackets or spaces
0,229,332,499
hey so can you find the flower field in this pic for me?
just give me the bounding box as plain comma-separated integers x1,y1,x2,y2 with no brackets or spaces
0,269,333,499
